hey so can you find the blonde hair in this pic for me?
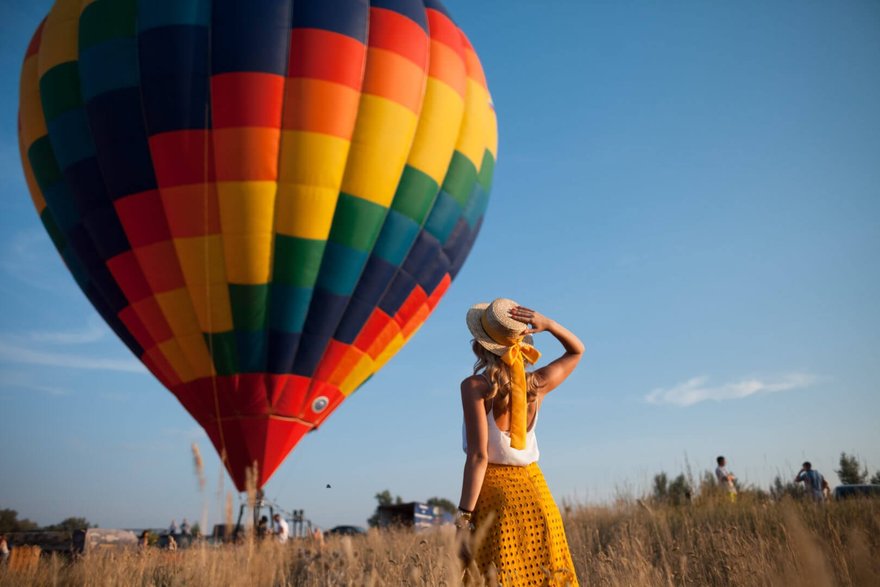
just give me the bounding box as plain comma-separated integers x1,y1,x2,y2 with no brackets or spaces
471,340,538,413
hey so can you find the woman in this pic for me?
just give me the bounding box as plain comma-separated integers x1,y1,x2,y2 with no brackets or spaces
458,298,584,586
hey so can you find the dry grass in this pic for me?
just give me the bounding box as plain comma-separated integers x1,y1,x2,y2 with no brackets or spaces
2,497,878,586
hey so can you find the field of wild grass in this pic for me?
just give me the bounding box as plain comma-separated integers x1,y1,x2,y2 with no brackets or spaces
2,496,879,586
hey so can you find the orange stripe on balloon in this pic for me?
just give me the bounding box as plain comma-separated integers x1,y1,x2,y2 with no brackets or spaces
161,183,221,238
281,78,360,138
361,48,426,113
213,127,281,181
106,251,153,302
427,40,467,99
393,285,428,328
25,19,45,58
118,305,156,349
426,9,465,63
113,190,172,247
142,346,181,387
150,131,215,188
325,346,367,387
211,72,285,128
133,241,187,293
461,34,488,90
364,319,402,360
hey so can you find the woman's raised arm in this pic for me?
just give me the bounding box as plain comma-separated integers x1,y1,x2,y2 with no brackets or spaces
509,306,584,395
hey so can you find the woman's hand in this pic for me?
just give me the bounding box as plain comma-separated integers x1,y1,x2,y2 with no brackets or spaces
509,306,553,334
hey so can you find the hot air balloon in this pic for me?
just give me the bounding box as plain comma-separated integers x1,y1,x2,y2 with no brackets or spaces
18,0,496,491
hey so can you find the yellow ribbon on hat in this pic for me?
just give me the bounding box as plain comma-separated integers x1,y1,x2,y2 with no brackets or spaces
481,314,542,449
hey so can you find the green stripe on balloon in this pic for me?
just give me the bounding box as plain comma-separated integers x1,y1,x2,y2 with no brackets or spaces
390,165,439,224
272,236,326,288
328,194,386,252
204,331,238,376
39,63,83,122
79,0,137,50
441,151,478,207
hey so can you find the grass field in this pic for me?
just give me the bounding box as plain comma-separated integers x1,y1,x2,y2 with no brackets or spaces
2,496,878,586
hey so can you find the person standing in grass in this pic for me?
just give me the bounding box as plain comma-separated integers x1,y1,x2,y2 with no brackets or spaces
273,514,289,543
0,534,9,565
715,456,737,502
458,298,584,586
795,461,826,502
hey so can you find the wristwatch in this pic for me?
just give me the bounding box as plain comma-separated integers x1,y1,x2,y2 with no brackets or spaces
454,508,475,531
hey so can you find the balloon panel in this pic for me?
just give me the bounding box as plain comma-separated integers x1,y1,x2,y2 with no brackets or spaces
19,0,496,490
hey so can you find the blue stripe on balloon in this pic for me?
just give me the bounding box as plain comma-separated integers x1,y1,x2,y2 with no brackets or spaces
138,26,210,133
371,210,420,265
422,190,461,243
46,109,95,169
315,242,369,296
423,0,454,21
334,255,397,343
211,0,292,75
293,0,369,43
137,0,211,31
266,330,302,374
41,182,79,234
235,331,269,373
268,284,313,332
79,39,139,101
372,0,428,31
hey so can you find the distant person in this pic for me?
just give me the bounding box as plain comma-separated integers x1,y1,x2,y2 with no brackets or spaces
0,534,9,564
310,527,324,549
257,516,269,540
168,519,178,535
715,456,737,502
180,518,191,536
167,535,177,551
459,300,583,585
139,530,150,550
795,461,826,502
273,514,289,544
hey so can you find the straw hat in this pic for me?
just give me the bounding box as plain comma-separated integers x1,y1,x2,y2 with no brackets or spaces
466,298,534,356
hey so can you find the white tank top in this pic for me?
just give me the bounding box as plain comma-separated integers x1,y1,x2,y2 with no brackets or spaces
462,404,540,466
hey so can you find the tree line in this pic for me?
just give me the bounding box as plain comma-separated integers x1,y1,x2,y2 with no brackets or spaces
0,509,94,534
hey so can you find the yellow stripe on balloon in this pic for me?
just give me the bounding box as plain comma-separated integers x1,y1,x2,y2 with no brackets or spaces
455,79,492,170
486,101,498,161
340,353,375,397
340,95,419,207
154,288,205,338
175,333,216,379
217,181,276,284
184,284,234,333
18,129,46,213
222,233,273,285
406,79,465,185
372,332,406,374
217,181,276,234
174,236,234,332
36,0,80,77
18,56,46,151
275,130,352,239
156,339,197,384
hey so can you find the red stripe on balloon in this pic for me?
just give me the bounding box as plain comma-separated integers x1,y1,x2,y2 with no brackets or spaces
211,73,285,128
288,29,367,90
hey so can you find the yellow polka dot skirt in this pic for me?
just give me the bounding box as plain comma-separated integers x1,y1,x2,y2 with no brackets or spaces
470,462,579,586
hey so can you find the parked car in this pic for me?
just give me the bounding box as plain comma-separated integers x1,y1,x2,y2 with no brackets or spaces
833,484,880,500
325,525,366,536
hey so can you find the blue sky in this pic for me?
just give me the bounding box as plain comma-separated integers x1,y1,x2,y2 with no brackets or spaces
1,0,878,530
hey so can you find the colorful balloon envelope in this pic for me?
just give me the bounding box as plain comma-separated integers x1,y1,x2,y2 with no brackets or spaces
18,0,496,490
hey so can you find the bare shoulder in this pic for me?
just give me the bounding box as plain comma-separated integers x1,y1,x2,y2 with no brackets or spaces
460,374,488,400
